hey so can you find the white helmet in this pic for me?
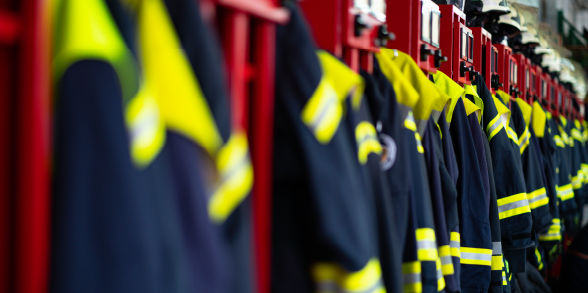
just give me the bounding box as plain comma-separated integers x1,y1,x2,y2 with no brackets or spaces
482,0,510,15
498,5,523,32
521,26,540,46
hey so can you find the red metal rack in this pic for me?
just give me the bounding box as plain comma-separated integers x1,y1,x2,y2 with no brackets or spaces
300,0,388,73
513,53,531,102
387,0,442,73
494,43,513,97
212,1,288,293
439,5,472,84
471,27,493,87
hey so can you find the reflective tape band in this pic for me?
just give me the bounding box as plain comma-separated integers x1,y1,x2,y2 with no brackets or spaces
404,112,417,131
527,188,549,210
450,232,461,257
519,127,530,154
460,247,492,266
438,245,454,275
415,132,425,154
402,261,422,293
557,184,575,201
301,77,343,144
553,135,565,148
497,193,531,220
436,258,445,291
506,126,519,145
209,132,253,222
355,121,383,164
416,228,438,261
313,259,386,293
502,271,507,285
492,241,503,255
572,173,583,189
535,248,544,271
491,255,504,271
486,113,506,141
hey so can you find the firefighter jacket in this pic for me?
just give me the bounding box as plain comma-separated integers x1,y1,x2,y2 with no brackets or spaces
470,77,508,292
511,99,552,234
272,5,385,293
52,0,251,292
433,71,493,293
481,90,532,274
377,49,445,292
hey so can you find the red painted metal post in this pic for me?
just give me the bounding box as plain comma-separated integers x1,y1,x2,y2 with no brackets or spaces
16,0,50,293
251,21,276,293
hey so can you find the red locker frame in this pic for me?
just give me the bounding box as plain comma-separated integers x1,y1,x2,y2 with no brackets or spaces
541,72,555,115
212,1,288,293
300,0,388,73
533,65,543,105
494,43,512,96
387,0,442,73
439,5,472,84
471,27,492,87
513,53,531,102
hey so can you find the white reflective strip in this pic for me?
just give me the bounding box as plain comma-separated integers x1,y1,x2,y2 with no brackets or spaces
461,251,492,262
492,242,502,255
417,240,437,250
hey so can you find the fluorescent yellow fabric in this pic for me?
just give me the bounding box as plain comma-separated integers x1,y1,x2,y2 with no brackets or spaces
355,121,383,164
515,98,533,126
302,51,365,144
532,101,547,138
496,89,511,105
138,0,222,156
312,259,386,293
375,49,420,110
431,71,465,123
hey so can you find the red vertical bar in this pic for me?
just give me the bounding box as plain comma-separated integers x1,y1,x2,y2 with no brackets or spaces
251,21,276,293
223,11,250,131
16,0,50,293
360,50,373,74
344,47,359,72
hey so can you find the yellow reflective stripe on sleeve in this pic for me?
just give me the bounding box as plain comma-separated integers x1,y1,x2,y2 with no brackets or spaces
355,121,383,164
438,245,454,275
125,85,166,167
518,127,530,154
497,192,531,220
436,258,445,291
405,112,425,153
527,187,549,210
301,77,342,144
553,135,565,148
572,171,584,189
502,271,507,285
450,232,461,257
492,255,504,271
582,164,588,184
208,132,253,222
460,247,492,266
535,248,544,270
312,259,386,293
416,228,438,261
572,128,583,141
139,0,223,156
486,113,506,141
301,51,364,144
539,218,562,241
556,184,575,201
402,261,422,293
506,126,520,145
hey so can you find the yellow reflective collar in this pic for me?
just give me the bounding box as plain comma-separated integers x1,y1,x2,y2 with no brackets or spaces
302,51,364,144
464,84,483,123
496,89,511,105
532,101,547,138
385,49,450,122
462,97,481,119
515,98,533,126
560,116,568,127
575,119,581,130
375,49,420,110
53,0,139,101
431,71,465,123
138,0,222,156
492,95,511,121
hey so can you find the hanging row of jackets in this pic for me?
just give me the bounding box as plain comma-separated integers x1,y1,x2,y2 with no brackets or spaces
271,3,588,293
48,0,588,293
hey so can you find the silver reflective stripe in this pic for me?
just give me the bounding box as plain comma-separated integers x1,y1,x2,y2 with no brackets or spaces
497,200,528,214
311,93,337,132
436,266,443,279
487,115,505,136
528,192,548,205
404,273,421,285
417,240,437,250
461,251,492,262
492,242,502,255
441,255,452,265
450,240,460,249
